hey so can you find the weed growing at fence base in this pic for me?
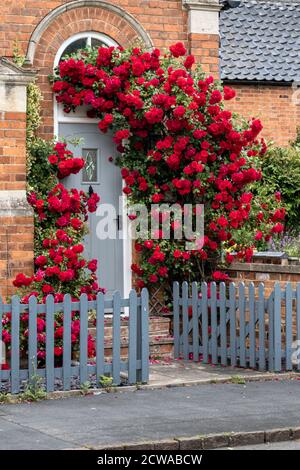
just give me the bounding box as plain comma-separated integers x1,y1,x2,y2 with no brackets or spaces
22,376,46,401
99,375,115,392
230,375,246,385
80,381,92,395
0,375,47,404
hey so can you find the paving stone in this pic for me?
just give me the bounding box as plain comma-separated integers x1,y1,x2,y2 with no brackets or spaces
201,434,230,450
177,437,203,450
229,431,265,447
153,439,179,450
124,442,155,450
265,428,292,443
291,427,300,440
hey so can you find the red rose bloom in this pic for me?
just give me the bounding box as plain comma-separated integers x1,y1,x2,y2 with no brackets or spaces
169,42,187,57
145,107,164,124
48,154,58,165
88,259,98,272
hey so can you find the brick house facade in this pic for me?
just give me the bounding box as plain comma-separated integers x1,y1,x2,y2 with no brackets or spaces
0,0,299,297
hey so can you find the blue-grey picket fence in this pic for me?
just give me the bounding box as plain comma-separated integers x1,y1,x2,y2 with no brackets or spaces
173,281,300,372
0,288,149,394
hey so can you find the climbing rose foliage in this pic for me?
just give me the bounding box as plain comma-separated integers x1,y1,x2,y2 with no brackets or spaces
52,43,285,297
3,142,103,366
13,142,103,302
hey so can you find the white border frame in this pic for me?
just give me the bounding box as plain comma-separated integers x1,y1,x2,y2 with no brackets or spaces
53,32,132,298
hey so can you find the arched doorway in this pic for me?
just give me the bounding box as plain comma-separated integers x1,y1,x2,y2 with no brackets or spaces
54,33,130,296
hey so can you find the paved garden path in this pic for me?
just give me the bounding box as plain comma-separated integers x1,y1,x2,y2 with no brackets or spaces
148,360,271,386
0,379,299,449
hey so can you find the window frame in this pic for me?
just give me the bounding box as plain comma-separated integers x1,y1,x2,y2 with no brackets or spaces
54,32,118,66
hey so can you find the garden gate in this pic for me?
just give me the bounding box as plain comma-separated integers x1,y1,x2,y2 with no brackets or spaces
0,288,149,394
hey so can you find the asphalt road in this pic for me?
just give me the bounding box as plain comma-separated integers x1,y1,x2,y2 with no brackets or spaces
0,380,299,449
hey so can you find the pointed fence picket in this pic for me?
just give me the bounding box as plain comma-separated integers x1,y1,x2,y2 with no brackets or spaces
173,281,300,372
0,289,149,394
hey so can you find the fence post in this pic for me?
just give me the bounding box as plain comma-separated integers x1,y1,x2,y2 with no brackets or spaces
192,282,199,362
112,291,121,385
201,282,209,363
28,295,38,383
249,282,256,368
258,283,265,371
285,283,293,371
173,282,180,358
11,296,20,394
229,282,236,367
211,282,217,364
79,294,88,385
273,282,282,372
63,294,72,390
296,284,300,372
128,289,137,384
182,282,189,360
238,283,246,368
45,295,55,392
141,288,149,383
220,282,227,366
268,292,274,372
96,292,105,381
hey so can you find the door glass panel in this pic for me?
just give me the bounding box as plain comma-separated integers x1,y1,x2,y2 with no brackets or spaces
82,148,98,183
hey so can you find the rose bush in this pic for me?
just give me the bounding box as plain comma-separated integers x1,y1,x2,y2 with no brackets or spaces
13,141,103,302
52,43,285,305
2,142,103,366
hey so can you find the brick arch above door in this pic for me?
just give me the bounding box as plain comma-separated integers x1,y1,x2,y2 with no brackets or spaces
29,1,153,139
26,0,153,65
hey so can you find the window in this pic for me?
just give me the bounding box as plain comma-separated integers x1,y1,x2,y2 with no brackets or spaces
57,32,118,63
54,33,119,131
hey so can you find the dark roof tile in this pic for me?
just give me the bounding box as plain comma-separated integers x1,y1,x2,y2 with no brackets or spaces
220,0,300,81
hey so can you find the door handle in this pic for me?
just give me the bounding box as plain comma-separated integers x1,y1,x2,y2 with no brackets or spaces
116,215,122,231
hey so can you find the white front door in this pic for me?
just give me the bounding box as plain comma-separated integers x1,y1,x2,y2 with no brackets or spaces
58,123,124,296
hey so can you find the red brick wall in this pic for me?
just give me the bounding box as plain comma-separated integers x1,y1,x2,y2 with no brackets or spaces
0,110,34,299
189,33,219,77
1,1,188,59
0,216,34,300
226,83,300,146
0,112,27,191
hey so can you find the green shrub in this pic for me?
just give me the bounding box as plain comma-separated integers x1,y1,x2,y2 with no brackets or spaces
256,136,300,233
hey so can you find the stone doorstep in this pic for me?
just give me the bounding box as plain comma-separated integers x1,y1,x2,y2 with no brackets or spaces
87,427,300,451
88,325,171,339
88,317,171,339
88,316,171,328
88,316,174,359
89,329,172,342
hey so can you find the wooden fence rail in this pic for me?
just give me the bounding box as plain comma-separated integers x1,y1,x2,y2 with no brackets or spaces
173,281,300,372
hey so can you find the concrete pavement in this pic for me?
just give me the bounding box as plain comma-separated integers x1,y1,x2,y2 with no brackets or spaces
0,379,300,449
147,360,271,387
